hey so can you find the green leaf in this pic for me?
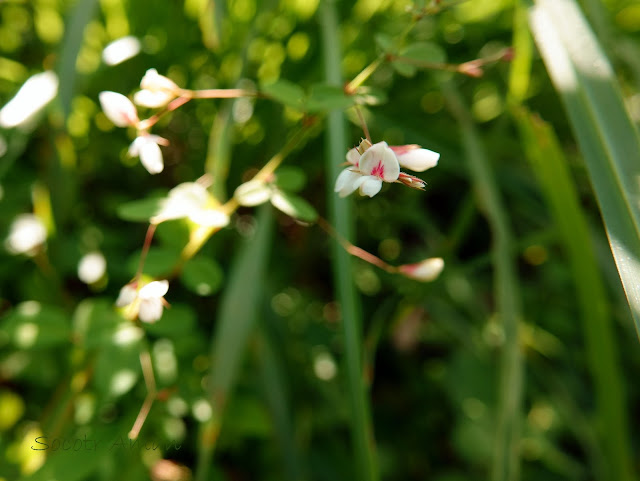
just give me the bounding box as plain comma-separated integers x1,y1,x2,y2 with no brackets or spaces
275,166,307,192
529,0,640,339
374,33,393,53
94,342,141,399
0,301,70,349
143,303,196,336
180,256,224,296
72,298,123,349
116,197,164,222
393,42,447,77
270,190,318,222
354,86,388,106
306,84,355,112
126,247,181,277
260,79,305,110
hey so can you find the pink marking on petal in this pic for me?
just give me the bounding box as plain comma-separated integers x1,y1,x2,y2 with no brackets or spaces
370,161,385,178
390,144,420,156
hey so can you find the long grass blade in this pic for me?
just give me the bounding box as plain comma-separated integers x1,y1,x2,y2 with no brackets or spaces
529,0,640,339
194,206,274,481
513,106,634,481
320,1,377,480
443,82,523,481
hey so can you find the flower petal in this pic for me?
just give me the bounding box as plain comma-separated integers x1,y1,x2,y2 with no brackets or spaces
395,147,440,172
0,71,59,129
398,257,444,282
355,175,382,197
116,284,138,307
134,137,164,174
138,298,164,323
334,169,362,197
346,147,360,166
359,141,400,182
140,68,180,93
139,280,169,299
133,89,173,108
189,209,230,228
99,91,138,127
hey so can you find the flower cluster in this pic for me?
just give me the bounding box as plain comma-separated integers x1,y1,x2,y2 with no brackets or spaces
99,69,180,174
335,139,439,198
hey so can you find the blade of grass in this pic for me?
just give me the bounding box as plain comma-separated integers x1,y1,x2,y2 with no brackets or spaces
529,0,640,341
320,1,377,480
194,206,274,481
513,106,634,481
443,82,524,481
255,323,306,481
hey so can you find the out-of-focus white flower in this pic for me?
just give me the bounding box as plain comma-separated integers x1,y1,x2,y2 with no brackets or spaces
77,251,107,284
102,36,141,66
99,91,139,127
134,69,181,108
5,214,47,255
335,141,399,198
398,257,444,282
390,144,440,172
128,134,168,174
0,71,59,128
116,280,169,323
151,182,230,228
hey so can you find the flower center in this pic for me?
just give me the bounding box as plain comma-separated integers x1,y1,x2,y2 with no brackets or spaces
370,161,385,178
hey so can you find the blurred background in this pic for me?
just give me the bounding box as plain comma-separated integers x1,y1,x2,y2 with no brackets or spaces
1,0,640,480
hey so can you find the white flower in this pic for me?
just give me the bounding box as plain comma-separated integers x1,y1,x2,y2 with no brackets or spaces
128,134,167,174
390,144,440,172
5,214,47,255
335,140,440,197
116,280,169,323
78,252,107,284
398,257,444,282
151,182,230,228
0,71,59,129
102,36,141,66
99,91,139,127
134,69,180,108
334,141,399,198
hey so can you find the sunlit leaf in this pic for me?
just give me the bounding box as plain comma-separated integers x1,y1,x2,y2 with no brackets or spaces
270,190,318,222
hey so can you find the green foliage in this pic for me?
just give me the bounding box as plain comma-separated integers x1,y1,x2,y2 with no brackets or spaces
1,1,640,481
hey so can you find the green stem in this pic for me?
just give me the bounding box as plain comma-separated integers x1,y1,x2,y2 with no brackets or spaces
320,2,378,481
444,82,523,481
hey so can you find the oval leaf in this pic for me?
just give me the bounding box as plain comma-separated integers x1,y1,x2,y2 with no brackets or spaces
260,79,305,110
234,179,273,206
117,197,164,222
180,256,224,296
270,190,318,222
275,166,306,192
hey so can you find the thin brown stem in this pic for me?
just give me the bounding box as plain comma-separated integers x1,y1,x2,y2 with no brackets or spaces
316,217,398,273
135,223,157,282
129,350,157,440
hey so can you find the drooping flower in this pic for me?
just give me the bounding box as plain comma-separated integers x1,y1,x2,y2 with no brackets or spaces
128,134,168,174
335,140,399,197
116,280,169,323
99,91,139,127
133,69,181,108
335,139,440,198
150,182,230,228
398,257,444,282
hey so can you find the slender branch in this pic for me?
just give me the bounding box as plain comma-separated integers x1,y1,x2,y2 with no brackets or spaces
129,350,158,440
135,223,157,282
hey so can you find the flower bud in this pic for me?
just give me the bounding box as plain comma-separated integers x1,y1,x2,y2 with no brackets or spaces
99,91,139,127
398,257,444,282
391,144,440,172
